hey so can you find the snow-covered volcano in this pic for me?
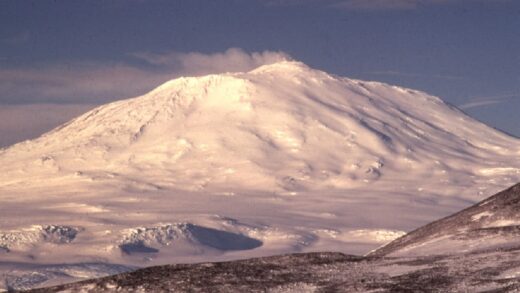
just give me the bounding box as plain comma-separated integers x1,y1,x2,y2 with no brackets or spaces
1,61,520,290
1,61,518,192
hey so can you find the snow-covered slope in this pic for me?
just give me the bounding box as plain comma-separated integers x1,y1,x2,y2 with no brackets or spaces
369,183,520,257
1,61,520,290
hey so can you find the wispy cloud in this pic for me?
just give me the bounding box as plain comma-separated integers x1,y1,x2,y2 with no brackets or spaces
266,0,489,10
335,0,515,11
370,70,465,80
334,0,422,10
0,63,167,104
261,0,326,6
458,93,520,110
2,31,31,45
0,48,290,104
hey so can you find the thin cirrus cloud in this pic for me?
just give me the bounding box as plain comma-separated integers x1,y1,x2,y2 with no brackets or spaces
0,48,290,148
265,0,458,10
333,0,454,10
458,94,520,110
0,63,167,104
370,70,466,80
2,31,31,45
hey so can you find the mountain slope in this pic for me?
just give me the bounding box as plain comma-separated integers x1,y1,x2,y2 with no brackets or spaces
369,183,520,257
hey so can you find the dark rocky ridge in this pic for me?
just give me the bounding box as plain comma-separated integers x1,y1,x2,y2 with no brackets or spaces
25,250,520,292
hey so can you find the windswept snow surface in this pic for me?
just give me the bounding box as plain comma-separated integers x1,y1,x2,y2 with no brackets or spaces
369,183,520,258
1,61,520,289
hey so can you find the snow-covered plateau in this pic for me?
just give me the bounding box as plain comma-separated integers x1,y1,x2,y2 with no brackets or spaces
1,61,520,290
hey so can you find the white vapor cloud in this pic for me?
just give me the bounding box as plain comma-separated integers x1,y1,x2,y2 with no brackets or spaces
0,48,290,147
458,94,520,110
130,48,291,75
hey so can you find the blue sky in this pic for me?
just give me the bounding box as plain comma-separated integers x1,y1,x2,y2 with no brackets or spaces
1,0,519,146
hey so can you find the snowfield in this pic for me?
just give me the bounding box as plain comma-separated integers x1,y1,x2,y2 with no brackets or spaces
1,61,520,290
22,184,520,292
